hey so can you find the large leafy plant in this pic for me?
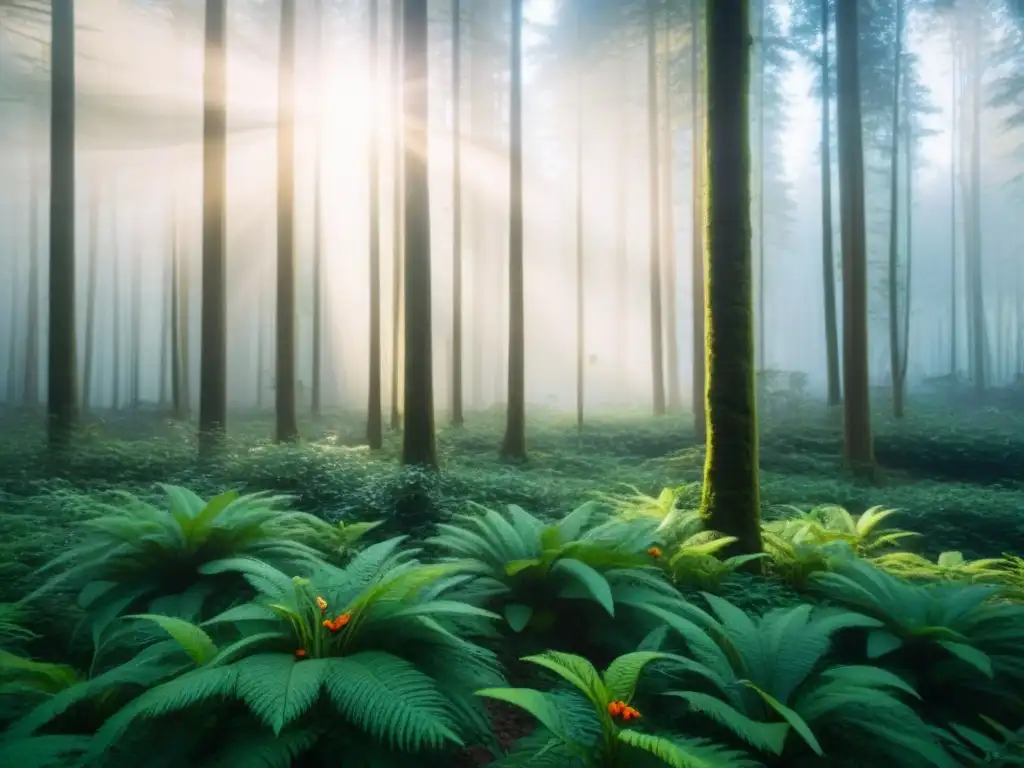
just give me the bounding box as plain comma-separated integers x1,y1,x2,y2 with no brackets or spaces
21,537,506,767
478,650,757,767
429,502,679,639
637,595,953,766
809,558,1024,724
764,504,917,557
22,485,354,644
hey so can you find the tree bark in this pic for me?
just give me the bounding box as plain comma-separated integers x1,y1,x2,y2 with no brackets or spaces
700,0,762,556
836,0,874,476
887,0,904,418
662,3,681,412
500,0,527,460
401,0,438,467
311,0,324,418
820,0,841,406
646,0,666,417
390,0,405,430
275,0,299,443
368,0,384,448
82,184,99,411
23,163,40,408
198,0,229,454
575,0,585,431
690,0,705,438
451,0,465,426
48,0,78,454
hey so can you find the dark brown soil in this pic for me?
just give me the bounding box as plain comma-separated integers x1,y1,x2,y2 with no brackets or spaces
451,699,537,767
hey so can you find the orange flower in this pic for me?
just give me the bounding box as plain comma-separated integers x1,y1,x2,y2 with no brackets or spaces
322,612,352,632
647,546,662,559
608,700,640,722
294,648,307,659
316,596,328,614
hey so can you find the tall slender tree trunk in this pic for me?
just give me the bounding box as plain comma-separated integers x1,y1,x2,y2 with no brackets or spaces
401,0,438,467
500,0,527,460
575,1,585,431
646,0,666,417
159,243,170,406
661,4,681,412
130,232,141,406
48,0,78,453
836,0,874,476
82,185,99,411
756,0,766,372
949,31,958,376
275,0,299,443
23,163,40,407
6,255,17,405
690,0,705,438
615,61,630,400
451,0,465,426
900,102,913,394
701,0,762,556
887,0,904,418
469,5,488,409
820,0,840,406
198,0,229,454
368,0,384,448
170,203,185,418
390,0,405,430
111,206,121,410
311,0,324,418
967,13,986,396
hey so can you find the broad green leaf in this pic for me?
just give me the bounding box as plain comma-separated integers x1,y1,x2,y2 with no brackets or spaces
124,614,218,667
505,603,534,633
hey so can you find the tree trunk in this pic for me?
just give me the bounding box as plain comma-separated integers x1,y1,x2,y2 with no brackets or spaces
690,0,705,438
662,3,680,412
575,1,585,431
170,201,185,418
82,185,99,411
887,0,904,418
646,0,666,417
899,67,913,400
401,0,438,467
159,238,170,406
198,0,229,454
23,164,40,408
47,0,78,453
615,60,630,401
275,0,299,443
311,0,324,418
967,13,986,395
820,0,840,406
701,0,762,557
390,0,405,430
451,0,465,426
500,0,527,460
949,31,958,376
130,230,142,406
835,0,874,476
111,205,121,410
756,0,766,373
368,0,384,448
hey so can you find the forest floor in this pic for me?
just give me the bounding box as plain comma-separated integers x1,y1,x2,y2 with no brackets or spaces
2,397,1023,610
3,399,1024,764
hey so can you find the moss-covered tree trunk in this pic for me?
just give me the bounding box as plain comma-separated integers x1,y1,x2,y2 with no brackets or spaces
47,0,77,454
690,0,705,440
274,0,299,443
368,0,384,449
835,0,874,475
646,0,666,417
198,0,229,455
401,0,438,468
699,0,762,557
